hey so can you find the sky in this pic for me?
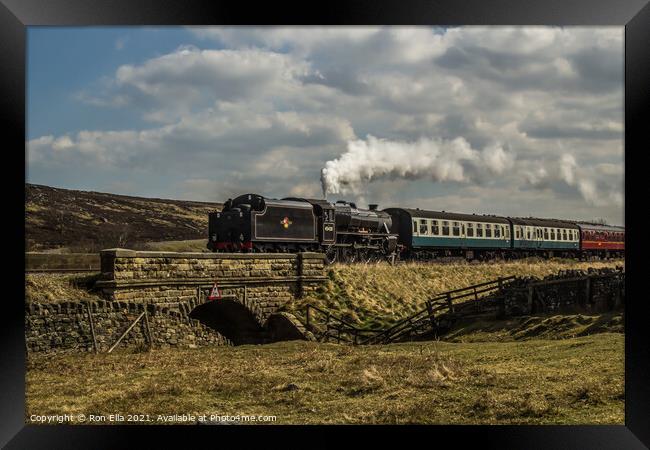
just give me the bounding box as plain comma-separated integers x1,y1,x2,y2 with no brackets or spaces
26,26,624,225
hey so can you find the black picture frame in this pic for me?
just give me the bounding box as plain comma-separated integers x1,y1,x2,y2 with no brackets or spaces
3,0,649,447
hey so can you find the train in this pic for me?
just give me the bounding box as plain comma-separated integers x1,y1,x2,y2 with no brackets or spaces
207,193,624,263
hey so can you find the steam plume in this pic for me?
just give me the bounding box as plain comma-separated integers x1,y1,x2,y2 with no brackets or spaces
320,135,513,196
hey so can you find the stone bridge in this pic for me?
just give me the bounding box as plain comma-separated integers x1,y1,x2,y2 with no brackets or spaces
93,249,326,344
27,250,326,353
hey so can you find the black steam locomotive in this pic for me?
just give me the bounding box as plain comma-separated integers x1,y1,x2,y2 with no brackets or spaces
207,193,398,263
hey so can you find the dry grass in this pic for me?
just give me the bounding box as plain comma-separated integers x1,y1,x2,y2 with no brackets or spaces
283,258,624,328
26,183,219,252
139,239,210,252
26,333,623,425
25,273,102,304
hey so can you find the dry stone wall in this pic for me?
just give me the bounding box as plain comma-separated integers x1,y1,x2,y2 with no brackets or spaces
25,298,229,353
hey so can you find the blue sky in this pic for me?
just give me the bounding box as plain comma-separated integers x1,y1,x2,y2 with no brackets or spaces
26,26,624,224
28,27,204,138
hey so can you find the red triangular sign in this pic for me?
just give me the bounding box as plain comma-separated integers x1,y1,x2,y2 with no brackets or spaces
207,282,222,300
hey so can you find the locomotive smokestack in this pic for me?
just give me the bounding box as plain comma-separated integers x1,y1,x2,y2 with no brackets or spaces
369,204,378,211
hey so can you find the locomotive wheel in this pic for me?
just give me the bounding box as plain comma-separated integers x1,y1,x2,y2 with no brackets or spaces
342,248,356,263
357,248,372,264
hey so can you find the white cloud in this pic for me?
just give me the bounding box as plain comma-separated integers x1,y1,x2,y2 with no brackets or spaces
559,154,577,185
482,143,515,174
81,46,315,122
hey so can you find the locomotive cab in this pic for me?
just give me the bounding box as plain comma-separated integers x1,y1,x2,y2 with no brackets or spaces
283,197,336,245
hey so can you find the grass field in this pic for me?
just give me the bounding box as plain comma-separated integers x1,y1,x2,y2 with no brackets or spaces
26,332,623,425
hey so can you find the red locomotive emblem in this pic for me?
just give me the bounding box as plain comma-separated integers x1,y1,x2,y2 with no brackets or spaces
281,216,292,229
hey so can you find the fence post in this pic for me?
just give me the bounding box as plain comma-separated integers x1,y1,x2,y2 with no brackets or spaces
446,293,453,314
426,300,437,333
143,307,153,350
86,302,98,353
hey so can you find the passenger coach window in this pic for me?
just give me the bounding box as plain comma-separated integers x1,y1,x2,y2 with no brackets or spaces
419,220,428,235
562,230,567,240
485,224,492,238
543,228,549,239
432,220,440,235
494,225,500,238
442,221,450,236
452,222,460,236
550,229,555,240
467,223,474,237
477,223,483,237
413,220,417,233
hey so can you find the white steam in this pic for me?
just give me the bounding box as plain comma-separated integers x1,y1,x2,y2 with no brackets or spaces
320,135,514,196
